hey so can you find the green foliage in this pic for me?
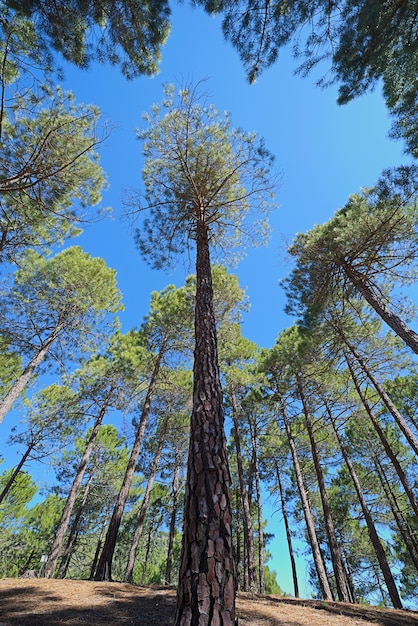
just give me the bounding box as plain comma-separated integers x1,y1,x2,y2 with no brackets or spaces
5,0,171,78
263,565,283,596
131,82,277,269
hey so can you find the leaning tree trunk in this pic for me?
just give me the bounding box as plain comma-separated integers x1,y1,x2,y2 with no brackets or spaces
57,473,94,579
274,461,299,598
341,261,418,354
94,335,167,582
280,405,333,601
345,338,418,456
344,353,418,519
0,440,35,505
175,219,236,626
248,417,265,594
0,324,63,424
230,384,256,592
124,414,169,582
297,376,351,603
326,404,403,608
44,392,112,579
165,459,180,585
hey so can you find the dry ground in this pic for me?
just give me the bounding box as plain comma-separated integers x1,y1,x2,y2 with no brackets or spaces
1,578,418,626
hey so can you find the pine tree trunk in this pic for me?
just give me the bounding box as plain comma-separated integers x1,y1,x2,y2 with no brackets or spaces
274,462,299,598
93,337,167,582
165,460,180,585
342,261,418,354
249,418,265,594
297,376,351,603
345,339,418,456
280,406,333,601
230,385,256,592
0,441,35,504
327,405,403,608
175,220,236,626
44,393,111,578
124,415,169,582
345,353,418,518
0,324,63,424
57,473,94,579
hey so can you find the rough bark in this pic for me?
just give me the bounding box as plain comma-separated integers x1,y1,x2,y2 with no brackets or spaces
124,414,169,582
175,220,236,626
44,393,112,579
327,405,403,608
297,376,351,603
230,385,256,592
342,261,418,354
274,461,299,598
0,324,63,424
94,335,167,581
280,405,333,601
344,353,418,518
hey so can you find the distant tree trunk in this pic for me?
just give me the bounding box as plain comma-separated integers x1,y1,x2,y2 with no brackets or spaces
89,510,110,581
0,441,35,505
248,417,264,594
297,376,351,603
341,261,418,354
280,404,333,601
175,220,236,626
94,336,167,582
345,339,418,456
124,415,169,582
230,384,256,592
274,461,299,598
44,392,112,579
327,405,403,608
374,458,418,572
0,324,63,424
57,473,94,579
345,353,418,519
165,460,180,585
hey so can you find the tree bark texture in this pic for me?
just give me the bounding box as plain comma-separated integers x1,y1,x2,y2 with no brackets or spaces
94,338,166,581
166,460,180,585
280,407,333,601
342,261,418,354
175,220,236,626
297,376,351,603
44,393,111,578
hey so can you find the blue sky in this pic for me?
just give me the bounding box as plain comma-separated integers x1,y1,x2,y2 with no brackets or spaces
2,1,415,597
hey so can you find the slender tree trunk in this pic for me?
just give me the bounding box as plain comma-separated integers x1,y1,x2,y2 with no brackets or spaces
345,339,418,456
297,376,351,603
327,405,403,608
44,393,112,578
0,441,35,504
165,460,180,585
374,458,418,572
274,462,299,598
0,324,63,424
175,220,236,626
341,261,418,354
57,473,94,579
345,353,418,518
94,336,167,582
124,414,169,582
230,385,256,592
280,406,333,601
89,509,110,581
248,418,265,594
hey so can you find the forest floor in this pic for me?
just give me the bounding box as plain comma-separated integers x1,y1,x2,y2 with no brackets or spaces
1,578,418,626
